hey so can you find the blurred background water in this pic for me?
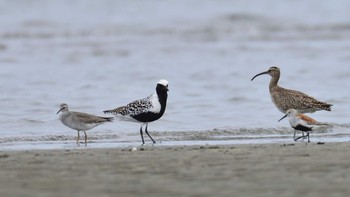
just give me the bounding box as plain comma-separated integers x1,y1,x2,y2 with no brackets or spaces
0,0,350,149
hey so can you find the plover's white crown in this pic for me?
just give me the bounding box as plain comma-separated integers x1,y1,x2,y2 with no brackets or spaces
157,79,168,86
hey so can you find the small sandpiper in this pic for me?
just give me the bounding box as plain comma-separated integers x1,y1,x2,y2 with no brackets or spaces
278,109,327,143
57,103,113,145
104,79,169,145
251,66,332,114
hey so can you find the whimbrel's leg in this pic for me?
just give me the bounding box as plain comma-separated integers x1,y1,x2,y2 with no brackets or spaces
76,131,80,144
306,132,310,143
140,125,145,145
145,123,156,144
83,131,87,145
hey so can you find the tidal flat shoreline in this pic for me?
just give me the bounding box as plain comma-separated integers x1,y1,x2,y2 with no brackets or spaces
0,142,349,197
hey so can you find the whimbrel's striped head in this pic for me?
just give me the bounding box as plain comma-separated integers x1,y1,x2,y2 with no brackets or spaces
57,103,69,114
251,66,280,81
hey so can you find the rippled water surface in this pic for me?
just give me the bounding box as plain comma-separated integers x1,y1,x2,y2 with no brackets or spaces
1,0,350,150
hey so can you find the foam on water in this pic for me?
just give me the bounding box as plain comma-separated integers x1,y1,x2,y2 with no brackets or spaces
0,0,350,150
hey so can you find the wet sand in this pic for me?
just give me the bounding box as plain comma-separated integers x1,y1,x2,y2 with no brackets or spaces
0,142,350,197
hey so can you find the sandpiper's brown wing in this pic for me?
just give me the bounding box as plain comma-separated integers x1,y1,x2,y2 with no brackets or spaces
271,87,332,113
72,112,113,124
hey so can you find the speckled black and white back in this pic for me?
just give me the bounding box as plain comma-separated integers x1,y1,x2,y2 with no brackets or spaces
104,79,168,123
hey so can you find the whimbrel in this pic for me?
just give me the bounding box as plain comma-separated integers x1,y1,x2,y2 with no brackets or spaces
251,66,332,113
104,79,169,145
278,109,327,143
57,103,113,145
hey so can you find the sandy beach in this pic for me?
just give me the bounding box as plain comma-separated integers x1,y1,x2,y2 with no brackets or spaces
0,142,349,197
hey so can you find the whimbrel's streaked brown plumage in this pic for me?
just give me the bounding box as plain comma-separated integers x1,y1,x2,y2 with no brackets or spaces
251,66,332,113
57,103,113,145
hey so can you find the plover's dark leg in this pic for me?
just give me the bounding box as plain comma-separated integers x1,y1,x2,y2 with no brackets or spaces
140,125,145,145
145,123,156,144
293,130,297,141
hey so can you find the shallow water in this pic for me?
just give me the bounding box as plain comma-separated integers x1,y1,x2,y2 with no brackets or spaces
1,0,350,150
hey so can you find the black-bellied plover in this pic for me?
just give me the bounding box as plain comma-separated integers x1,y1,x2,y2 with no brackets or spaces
278,109,326,143
251,66,332,113
57,103,113,145
104,79,169,145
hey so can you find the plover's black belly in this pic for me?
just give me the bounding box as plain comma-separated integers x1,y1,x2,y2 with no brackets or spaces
293,124,312,132
132,112,163,123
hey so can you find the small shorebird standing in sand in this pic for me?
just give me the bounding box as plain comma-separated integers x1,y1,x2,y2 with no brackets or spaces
57,103,113,145
278,109,327,143
251,66,332,114
104,79,169,145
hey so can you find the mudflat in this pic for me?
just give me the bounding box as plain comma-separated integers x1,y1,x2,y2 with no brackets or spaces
0,142,350,197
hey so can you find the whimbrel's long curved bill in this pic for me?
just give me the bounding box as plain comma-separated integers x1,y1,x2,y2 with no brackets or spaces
251,71,269,81
56,107,65,114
